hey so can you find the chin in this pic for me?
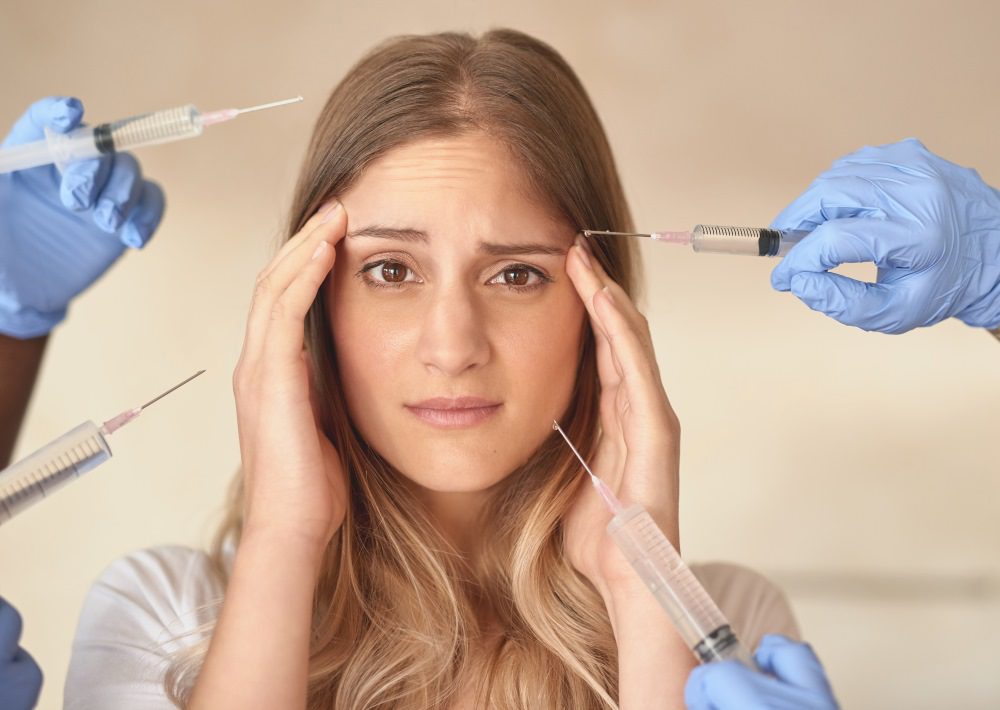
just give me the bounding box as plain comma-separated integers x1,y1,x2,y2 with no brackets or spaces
390,451,520,494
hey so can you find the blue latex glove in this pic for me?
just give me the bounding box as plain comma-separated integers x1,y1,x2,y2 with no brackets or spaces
0,597,42,710
685,635,838,710
771,138,1000,334
0,96,166,338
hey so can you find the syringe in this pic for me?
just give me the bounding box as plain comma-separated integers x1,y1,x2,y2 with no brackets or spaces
552,421,755,667
0,96,303,174
0,370,204,525
583,225,811,257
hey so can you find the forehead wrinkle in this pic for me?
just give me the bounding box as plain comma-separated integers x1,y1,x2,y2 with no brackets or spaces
345,225,569,256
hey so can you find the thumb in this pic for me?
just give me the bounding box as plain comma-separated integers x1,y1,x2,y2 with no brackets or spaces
4,96,83,147
755,635,835,695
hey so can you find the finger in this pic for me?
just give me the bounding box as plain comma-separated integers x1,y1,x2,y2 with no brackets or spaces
592,288,669,428
787,271,907,333
0,599,23,660
578,237,652,343
771,218,920,291
242,204,346,368
261,239,338,364
3,96,82,147
92,153,143,233
684,660,762,708
565,241,621,390
6,648,43,706
259,199,342,283
682,664,714,709
59,155,113,211
755,635,835,694
120,180,166,250
771,175,887,233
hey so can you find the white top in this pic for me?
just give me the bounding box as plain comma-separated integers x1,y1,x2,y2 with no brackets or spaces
64,546,800,709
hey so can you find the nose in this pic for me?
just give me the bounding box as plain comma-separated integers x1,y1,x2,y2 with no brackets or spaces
415,286,490,377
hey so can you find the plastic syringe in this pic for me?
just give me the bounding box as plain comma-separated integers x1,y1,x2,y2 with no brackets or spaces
583,225,811,258
0,97,303,174
0,370,204,525
552,421,755,667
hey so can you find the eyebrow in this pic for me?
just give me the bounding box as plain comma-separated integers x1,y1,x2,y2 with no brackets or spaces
346,225,568,256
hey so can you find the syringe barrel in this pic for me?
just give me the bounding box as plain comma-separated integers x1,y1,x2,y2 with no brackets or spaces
691,225,809,257
607,504,750,665
43,105,202,169
95,104,202,152
0,105,204,175
0,421,111,525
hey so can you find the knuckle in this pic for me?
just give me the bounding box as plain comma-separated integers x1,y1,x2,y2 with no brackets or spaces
253,275,271,301
269,299,287,321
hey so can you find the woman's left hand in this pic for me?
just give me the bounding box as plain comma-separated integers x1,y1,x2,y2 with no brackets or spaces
562,235,681,602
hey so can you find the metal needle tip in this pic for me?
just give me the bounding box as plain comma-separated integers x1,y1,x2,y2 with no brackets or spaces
140,370,206,411
235,96,304,115
581,230,654,239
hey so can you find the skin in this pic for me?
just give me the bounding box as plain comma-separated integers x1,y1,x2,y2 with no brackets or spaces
329,135,584,550
190,132,692,710
0,335,47,467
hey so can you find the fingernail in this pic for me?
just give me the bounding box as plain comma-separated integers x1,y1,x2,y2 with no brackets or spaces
576,244,592,270
319,200,341,224
311,241,329,260
601,286,615,303
121,223,145,249
64,175,92,210
95,199,123,232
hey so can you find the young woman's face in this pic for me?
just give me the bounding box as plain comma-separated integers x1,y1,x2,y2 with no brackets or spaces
329,132,585,493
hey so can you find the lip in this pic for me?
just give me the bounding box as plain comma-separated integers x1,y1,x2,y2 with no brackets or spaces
405,397,503,429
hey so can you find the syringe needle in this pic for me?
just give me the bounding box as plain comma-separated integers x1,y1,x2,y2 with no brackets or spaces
101,370,206,435
199,96,303,127
140,369,206,410
552,420,624,513
233,96,304,115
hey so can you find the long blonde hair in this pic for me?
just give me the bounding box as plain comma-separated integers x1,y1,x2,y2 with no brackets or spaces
168,29,639,709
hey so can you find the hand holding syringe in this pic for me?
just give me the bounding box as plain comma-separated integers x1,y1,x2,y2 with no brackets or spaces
553,421,756,668
0,97,302,174
0,370,204,525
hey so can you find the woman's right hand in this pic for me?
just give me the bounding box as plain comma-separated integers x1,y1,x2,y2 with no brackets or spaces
233,200,349,554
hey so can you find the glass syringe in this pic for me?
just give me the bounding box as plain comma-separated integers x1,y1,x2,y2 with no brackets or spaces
0,370,204,525
0,96,303,174
553,421,755,667
583,225,811,257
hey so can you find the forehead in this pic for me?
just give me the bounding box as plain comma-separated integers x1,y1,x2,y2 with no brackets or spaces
341,132,569,241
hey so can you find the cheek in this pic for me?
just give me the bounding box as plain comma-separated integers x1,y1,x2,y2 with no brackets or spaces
327,268,417,423
489,286,586,413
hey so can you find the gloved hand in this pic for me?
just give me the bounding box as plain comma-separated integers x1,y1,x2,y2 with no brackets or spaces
685,635,839,710
0,596,42,710
0,96,166,339
771,138,1000,334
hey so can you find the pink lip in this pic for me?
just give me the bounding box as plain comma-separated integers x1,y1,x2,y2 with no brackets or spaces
405,397,502,429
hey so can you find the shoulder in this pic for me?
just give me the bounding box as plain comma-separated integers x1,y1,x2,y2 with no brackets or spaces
77,545,224,645
64,546,223,709
690,561,800,651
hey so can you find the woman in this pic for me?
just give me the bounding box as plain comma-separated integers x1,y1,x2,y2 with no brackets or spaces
65,29,797,709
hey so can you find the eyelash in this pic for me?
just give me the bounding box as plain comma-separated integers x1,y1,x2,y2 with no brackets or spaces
355,259,553,293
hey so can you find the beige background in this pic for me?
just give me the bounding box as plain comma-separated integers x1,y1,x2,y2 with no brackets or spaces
1,1,999,708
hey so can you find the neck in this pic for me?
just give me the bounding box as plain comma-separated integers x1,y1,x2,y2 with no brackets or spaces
417,488,490,558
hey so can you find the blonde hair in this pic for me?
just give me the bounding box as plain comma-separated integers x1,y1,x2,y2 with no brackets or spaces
168,29,639,709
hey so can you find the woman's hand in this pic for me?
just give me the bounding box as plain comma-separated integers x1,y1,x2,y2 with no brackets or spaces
233,201,349,555
562,235,681,601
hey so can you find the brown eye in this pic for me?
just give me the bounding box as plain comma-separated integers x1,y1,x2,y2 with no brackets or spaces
381,262,408,283
503,267,530,286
